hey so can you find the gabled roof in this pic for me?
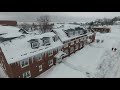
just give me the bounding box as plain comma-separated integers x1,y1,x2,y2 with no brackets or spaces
53,24,94,42
0,32,63,64
0,26,23,38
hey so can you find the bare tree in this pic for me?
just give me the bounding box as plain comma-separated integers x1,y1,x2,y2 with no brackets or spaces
37,15,53,33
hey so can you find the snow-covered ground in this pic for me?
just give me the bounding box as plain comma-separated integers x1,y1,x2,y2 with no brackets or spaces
1,25,120,78
37,25,120,78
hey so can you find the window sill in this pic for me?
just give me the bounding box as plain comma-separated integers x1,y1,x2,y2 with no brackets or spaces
23,76,31,78
49,64,53,67
39,70,42,72
49,54,53,57
21,65,29,68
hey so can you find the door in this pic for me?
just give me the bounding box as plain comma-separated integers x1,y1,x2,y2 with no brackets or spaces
56,56,62,63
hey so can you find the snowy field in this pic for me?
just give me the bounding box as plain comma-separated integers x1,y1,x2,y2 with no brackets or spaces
37,25,120,78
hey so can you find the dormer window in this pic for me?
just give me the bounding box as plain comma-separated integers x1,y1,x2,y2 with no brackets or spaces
80,30,83,35
28,39,40,49
20,58,29,68
69,31,74,37
53,35,58,42
41,37,50,46
78,30,80,34
75,31,78,35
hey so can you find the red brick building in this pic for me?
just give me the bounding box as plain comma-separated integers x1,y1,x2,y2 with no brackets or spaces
0,20,17,26
0,31,63,78
53,26,96,61
0,24,96,78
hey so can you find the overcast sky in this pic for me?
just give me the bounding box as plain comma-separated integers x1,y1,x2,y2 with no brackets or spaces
0,12,120,22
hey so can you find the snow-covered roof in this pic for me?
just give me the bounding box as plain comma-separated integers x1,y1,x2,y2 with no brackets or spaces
0,26,22,38
0,32,63,64
53,24,94,42
92,26,111,29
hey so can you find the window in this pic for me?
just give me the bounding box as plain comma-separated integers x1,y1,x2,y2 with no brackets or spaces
48,59,53,66
75,31,78,35
73,31,75,35
78,30,80,34
21,59,29,68
64,43,68,48
43,38,50,46
53,35,58,42
31,42,39,49
80,30,83,34
80,37,84,41
69,31,73,36
48,50,53,56
64,49,69,55
75,44,79,50
80,43,83,48
86,36,88,39
39,65,42,72
71,41,74,45
0,56,3,64
76,39,79,43
34,54,42,61
23,71,31,78
70,47,74,53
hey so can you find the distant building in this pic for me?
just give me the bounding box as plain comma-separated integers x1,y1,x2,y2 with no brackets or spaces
91,26,111,33
0,20,17,26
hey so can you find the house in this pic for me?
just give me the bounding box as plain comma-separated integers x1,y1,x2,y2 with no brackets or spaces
91,26,111,33
0,24,96,78
53,24,96,59
0,30,63,78
0,20,17,26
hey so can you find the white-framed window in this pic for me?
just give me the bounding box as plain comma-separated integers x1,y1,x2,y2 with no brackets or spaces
64,49,69,55
75,31,78,35
71,41,74,45
48,59,53,66
0,56,3,64
48,50,53,56
39,65,42,72
31,56,34,63
23,71,31,78
69,31,73,36
64,43,68,48
80,37,84,41
70,47,74,53
75,44,79,50
76,39,79,43
80,42,83,48
80,30,83,34
20,58,29,68
31,42,39,49
34,54,42,61
85,36,87,40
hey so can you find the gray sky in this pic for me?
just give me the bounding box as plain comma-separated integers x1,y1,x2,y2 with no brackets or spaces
0,12,120,22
